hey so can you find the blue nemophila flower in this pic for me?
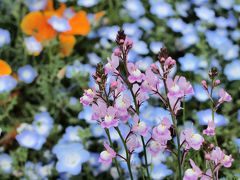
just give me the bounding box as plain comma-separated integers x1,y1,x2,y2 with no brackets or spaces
150,2,174,19
0,153,12,174
90,124,104,138
150,163,173,179
25,0,47,11
191,0,209,6
24,36,42,56
217,0,234,9
98,26,119,41
234,138,240,150
77,0,99,7
0,75,17,93
176,2,190,17
18,65,38,84
52,142,90,175
194,84,208,102
0,28,10,48
35,162,54,179
62,126,82,142
69,97,78,106
16,129,46,150
87,53,101,66
150,42,163,54
136,18,154,31
78,106,93,124
197,109,228,126
224,60,240,81
194,6,215,23
230,30,240,41
167,18,186,33
178,32,199,49
132,40,149,55
178,53,199,72
123,23,143,40
32,111,54,137
124,0,145,19
48,16,71,32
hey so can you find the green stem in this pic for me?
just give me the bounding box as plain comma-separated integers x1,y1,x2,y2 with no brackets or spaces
182,98,186,124
141,136,151,178
105,129,123,180
163,79,182,179
115,127,133,180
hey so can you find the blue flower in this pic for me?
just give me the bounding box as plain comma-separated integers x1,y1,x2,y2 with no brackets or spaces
25,0,47,11
123,23,143,40
136,18,154,31
191,0,209,6
132,40,149,55
62,126,82,142
150,2,174,19
32,112,54,137
196,109,228,126
48,16,71,32
224,60,240,81
0,153,12,174
178,32,199,49
0,75,17,93
124,0,145,19
18,65,38,84
176,2,190,17
87,53,101,66
234,138,240,150
69,97,78,106
178,53,199,72
35,162,54,178
230,30,240,41
77,0,99,7
194,6,215,23
78,106,93,124
24,36,42,55
217,0,234,9
52,142,90,175
98,26,119,41
16,130,46,150
90,124,104,138
0,28,10,48
151,163,173,179
194,84,208,102
167,18,186,33
150,42,163,54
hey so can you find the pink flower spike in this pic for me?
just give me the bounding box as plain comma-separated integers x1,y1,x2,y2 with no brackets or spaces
148,140,166,156
126,134,141,152
101,106,119,129
99,142,116,165
181,129,204,150
152,117,172,142
203,120,215,136
127,63,145,83
218,89,232,103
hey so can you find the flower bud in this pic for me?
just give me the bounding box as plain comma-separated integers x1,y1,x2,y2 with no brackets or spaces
201,80,208,90
205,153,211,160
214,79,221,86
150,64,159,74
208,67,218,79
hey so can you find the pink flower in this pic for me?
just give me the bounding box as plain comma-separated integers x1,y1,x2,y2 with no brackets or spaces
127,63,145,83
133,84,149,104
200,169,212,180
148,140,166,156
80,88,95,106
183,159,202,180
92,99,107,120
126,134,141,152
180,129,204,150
105,53,119,73
210,147,234,168
101,106,119,129
99,142,116,165
132,114,149,137
218,89,232,104
167,76,194,98
115,93,131,111
141,67,160,92
152,117,172,142
169,96,181,114
203,120,215,136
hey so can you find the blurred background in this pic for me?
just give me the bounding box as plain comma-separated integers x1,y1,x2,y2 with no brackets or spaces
0,0,239,179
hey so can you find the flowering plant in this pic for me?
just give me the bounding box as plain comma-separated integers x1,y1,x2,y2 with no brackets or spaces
80,30,234,179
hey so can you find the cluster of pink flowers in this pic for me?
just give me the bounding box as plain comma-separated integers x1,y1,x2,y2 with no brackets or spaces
79,30,233,179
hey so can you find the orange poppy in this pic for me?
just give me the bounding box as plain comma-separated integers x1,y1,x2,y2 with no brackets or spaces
63,11,90,36
95,11,105,21
21,11,56,42
0,60,12,76
59,34,76,57
44,3,66,19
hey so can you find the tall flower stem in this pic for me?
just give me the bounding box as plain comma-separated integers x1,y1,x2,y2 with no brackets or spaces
105,129,123,180
115,127,134,180
162,79,182,179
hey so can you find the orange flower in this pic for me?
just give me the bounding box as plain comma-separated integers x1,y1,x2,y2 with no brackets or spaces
59,34,76,57
95,11,105,21
63,11,90,36
21,11,56,42
0,59,12,76
44,3,66,19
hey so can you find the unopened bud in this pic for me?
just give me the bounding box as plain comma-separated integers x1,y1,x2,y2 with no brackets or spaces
214,79,221,86
209,67,218,79
150,64,159,74
205,153,211,160
201,80,208,90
